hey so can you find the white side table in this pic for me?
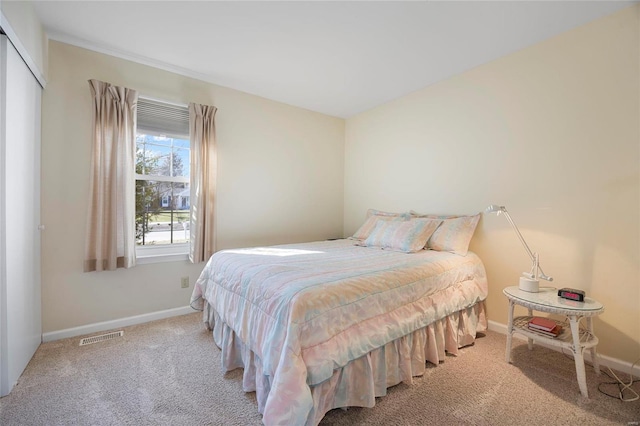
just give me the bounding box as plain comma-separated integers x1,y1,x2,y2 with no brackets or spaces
503,286,604,398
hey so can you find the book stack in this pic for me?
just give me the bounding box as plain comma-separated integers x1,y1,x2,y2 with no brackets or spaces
528,316,563,338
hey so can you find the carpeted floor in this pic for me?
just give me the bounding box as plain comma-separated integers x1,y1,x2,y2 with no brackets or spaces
1,312,638,425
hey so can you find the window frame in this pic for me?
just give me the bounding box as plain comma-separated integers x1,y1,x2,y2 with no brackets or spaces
134,97,190,262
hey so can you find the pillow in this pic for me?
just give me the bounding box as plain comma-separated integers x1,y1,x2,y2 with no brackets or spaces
351,214,408,240
351,209,411,240
367,208,408,218
410,210,460,220
427,213,481,256
363,218,442,253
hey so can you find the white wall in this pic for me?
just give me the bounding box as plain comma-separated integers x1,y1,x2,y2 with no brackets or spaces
41,41,344,333
344,5,639,363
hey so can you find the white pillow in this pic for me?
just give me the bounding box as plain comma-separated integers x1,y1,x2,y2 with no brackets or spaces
427,214,480,256
363,218,442,253
352,210,410,240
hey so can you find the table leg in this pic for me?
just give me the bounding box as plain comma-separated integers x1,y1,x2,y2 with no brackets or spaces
586,316,600,375
506,300,514,363
569,315,589,398
527,307,533,350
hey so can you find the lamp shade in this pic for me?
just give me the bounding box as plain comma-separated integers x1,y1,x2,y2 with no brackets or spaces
485,205,504,214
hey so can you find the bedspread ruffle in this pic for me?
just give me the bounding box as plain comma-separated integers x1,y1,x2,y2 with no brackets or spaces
202,300,486,426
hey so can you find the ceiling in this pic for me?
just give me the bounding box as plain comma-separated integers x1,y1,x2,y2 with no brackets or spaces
32,1,635,118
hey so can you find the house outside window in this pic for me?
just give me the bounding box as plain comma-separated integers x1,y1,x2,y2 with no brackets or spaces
135,97,190,258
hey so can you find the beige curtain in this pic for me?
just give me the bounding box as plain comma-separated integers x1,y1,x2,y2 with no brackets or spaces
189,102,218,263
84,79,138,272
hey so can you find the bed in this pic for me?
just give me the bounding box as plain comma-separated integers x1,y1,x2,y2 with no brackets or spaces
191,217,488,425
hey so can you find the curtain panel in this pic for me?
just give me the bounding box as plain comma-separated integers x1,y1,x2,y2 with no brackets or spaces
84,79,138,272
189,103,218,263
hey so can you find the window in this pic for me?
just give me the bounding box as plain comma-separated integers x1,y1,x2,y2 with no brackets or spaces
135,98,190,259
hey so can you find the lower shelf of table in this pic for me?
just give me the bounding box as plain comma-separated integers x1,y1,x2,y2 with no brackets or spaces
511,316,599,350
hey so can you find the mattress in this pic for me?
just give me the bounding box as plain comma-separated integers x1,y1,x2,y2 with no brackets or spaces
191,239,488,425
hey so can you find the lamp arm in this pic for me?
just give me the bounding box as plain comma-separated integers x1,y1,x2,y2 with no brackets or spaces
488,204,554,283
501,210,536,262
536,264,553,282
503,210,553,281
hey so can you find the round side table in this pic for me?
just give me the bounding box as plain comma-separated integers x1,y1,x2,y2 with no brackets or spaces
503,286,604,398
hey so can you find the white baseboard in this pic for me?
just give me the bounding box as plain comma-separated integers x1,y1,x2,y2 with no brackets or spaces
487,320,640,378
42,306,196,343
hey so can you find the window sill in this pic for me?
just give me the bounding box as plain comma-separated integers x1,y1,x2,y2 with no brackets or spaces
136,253,189,265
136,243,190,265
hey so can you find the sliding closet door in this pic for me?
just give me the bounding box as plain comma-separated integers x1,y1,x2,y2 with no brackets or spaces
0,34,42,397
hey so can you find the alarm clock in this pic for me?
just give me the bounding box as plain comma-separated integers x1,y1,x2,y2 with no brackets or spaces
558,288,585,302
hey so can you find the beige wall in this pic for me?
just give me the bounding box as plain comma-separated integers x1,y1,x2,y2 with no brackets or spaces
0,0,47,79
344,6,639,363
41,41,344,333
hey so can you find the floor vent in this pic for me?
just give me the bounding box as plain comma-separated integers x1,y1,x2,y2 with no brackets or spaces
79,331,124,346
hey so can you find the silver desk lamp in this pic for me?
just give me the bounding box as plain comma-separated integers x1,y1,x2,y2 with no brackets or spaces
485,205,553,292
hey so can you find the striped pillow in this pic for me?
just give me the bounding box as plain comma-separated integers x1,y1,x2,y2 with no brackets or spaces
364,218,442,253
410,210,460,220
352,211,410,240
427,213,480,256
367,208,409,218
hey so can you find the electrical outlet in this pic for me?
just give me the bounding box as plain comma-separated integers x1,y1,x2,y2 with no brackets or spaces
180,276,189,288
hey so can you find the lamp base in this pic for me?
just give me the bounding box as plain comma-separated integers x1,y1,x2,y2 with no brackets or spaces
519,277,539,293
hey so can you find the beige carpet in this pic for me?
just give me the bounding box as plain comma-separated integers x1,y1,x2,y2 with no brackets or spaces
1,312,638,425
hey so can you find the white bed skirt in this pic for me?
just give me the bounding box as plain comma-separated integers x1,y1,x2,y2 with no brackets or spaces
202,300,487,426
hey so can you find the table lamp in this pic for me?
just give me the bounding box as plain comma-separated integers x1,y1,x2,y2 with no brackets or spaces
485,205,553,292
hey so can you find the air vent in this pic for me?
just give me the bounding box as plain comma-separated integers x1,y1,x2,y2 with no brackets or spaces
79,331,124,346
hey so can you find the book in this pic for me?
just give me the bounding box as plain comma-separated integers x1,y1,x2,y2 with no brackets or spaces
528,316,557,332
529,322,557,332
527,324,563,338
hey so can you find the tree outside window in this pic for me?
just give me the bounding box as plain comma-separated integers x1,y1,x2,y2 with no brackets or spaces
135,133,190,246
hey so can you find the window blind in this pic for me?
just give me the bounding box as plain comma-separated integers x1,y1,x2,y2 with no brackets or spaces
137,97,189,138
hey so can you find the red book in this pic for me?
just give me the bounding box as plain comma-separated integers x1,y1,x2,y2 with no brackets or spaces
528,324,563,338
528,316,557,332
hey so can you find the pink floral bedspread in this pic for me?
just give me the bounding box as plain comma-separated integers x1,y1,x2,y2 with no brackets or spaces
191,239,488,425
